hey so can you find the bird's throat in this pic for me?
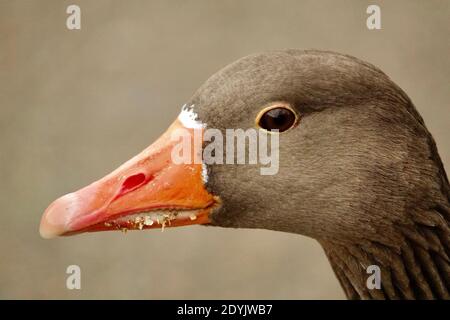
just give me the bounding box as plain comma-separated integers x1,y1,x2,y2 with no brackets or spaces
320,206,450,300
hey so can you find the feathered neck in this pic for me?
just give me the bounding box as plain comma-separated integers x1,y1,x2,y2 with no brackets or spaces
321,204,450,299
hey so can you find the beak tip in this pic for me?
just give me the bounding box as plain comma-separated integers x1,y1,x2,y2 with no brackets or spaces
39,213,65,239
39,192,79,239
39,226,57,239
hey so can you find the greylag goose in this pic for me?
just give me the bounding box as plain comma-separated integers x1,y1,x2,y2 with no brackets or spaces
40,49,450,300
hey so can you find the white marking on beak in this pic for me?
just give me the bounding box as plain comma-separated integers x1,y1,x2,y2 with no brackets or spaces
178,104,209,185
201,162,208,184
178,104,206,129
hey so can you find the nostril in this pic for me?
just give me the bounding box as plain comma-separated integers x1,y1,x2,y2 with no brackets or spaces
119,173,149,197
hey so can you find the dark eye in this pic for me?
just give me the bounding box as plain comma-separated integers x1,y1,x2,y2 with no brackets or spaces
257,104,298,132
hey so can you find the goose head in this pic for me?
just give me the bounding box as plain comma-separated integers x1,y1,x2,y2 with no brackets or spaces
40,50,450,299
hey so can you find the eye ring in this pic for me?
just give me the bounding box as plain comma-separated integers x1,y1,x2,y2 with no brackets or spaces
255,102,299,133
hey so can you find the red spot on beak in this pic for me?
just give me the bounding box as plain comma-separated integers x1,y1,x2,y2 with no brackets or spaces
116,173,150,199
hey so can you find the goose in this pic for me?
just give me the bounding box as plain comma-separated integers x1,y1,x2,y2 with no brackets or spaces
39,49,450,300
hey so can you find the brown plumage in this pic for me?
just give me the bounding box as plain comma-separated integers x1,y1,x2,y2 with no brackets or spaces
190,50,450,299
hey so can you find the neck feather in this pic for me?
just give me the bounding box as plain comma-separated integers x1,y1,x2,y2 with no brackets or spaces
321,205,450,299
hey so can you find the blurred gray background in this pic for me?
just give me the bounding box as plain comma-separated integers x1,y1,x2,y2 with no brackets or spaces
0,0,448,299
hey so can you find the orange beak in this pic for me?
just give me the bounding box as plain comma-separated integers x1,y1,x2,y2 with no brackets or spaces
39,119,219,239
